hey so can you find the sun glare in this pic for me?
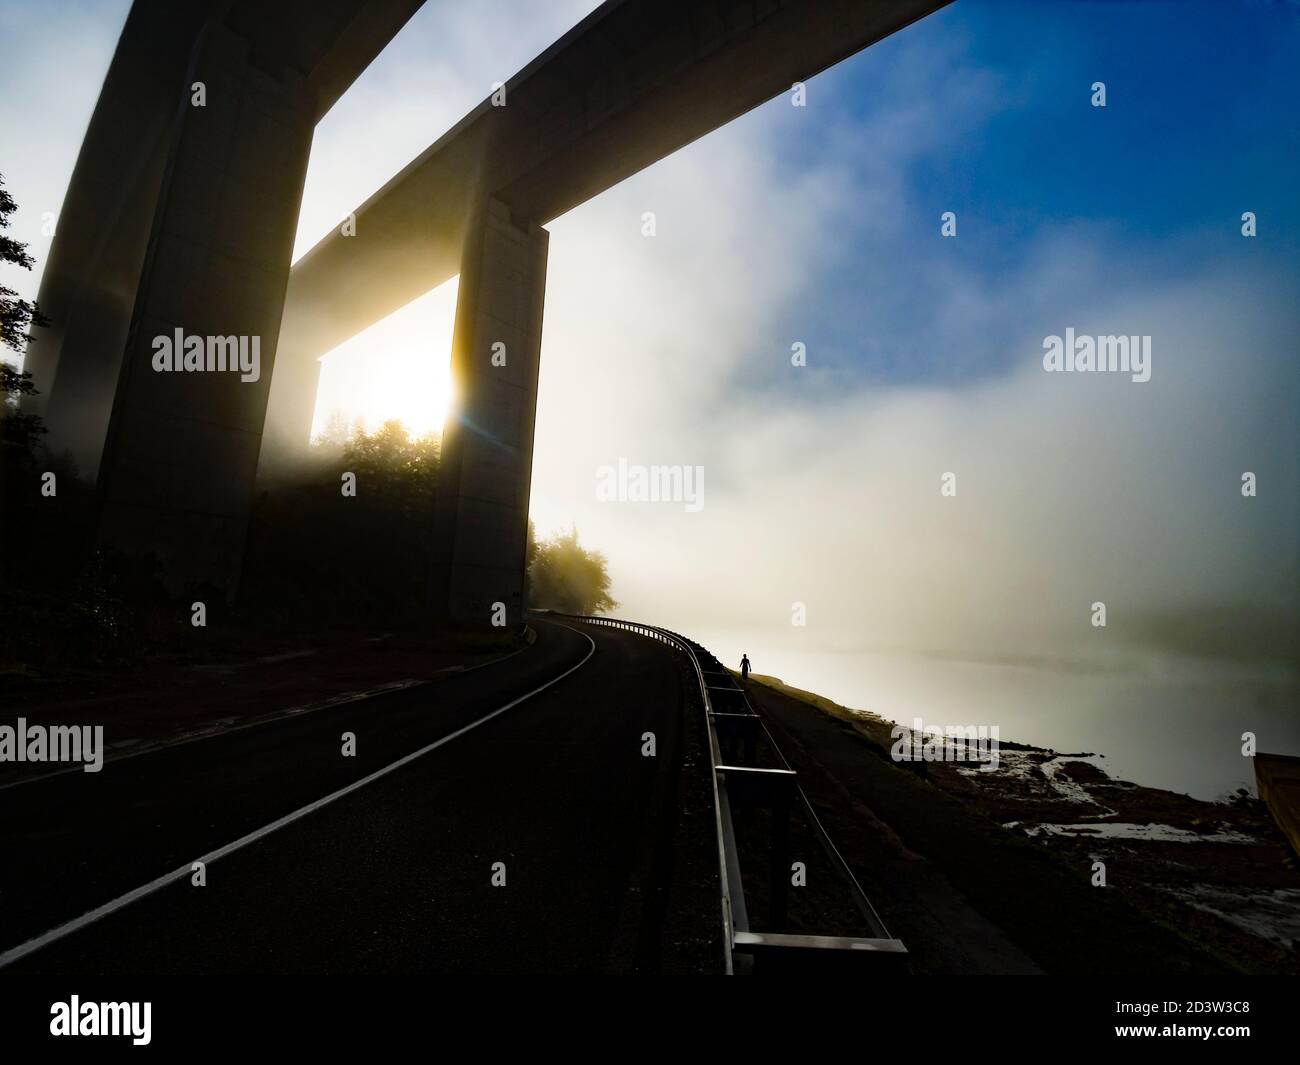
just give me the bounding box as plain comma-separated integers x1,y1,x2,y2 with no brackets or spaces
310,276,459,441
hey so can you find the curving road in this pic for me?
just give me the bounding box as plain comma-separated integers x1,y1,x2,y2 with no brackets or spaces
0,618,718,974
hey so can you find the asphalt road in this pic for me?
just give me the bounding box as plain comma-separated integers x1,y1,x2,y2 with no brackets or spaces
1,617,710,973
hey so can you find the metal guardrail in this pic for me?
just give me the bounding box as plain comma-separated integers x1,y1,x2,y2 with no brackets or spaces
558,613,908,974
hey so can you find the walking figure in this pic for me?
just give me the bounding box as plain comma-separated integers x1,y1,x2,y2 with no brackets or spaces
740,653,751,681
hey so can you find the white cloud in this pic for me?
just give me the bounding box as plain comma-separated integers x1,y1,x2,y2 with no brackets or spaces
531,63,1298,663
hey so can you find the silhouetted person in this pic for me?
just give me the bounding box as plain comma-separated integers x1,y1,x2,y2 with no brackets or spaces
740,654,751,681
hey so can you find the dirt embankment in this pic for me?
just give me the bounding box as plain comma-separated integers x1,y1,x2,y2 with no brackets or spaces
742,672,1300,975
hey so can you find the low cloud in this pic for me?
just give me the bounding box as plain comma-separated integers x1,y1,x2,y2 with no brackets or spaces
533,67,1297,667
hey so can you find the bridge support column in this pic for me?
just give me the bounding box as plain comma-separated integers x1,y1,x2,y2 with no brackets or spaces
257,321,324,479
94,19,314,597
430,199,548,627
23,0,215,481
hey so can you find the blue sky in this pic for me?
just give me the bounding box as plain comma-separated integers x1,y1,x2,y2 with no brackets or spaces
757,0,1300,388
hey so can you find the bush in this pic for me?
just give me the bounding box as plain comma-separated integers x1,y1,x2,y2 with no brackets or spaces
527,526,617,615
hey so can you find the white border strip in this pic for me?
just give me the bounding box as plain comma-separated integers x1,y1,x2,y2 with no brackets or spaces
0,622,594,970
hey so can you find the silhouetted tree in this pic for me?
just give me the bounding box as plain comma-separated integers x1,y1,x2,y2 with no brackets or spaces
527,527,617,615
241,419,442,626
339,418,438,526
1,173,48,467
0,363,45,461
1,174,46,353
313,409,361,451
0,179,129,672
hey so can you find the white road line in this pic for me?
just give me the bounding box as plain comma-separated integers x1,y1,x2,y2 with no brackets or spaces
0,622,595,970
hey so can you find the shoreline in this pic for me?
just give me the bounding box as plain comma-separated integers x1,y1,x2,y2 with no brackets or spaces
742,671,1300,974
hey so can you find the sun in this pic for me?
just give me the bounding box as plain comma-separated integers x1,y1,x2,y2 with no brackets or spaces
310,275,459,441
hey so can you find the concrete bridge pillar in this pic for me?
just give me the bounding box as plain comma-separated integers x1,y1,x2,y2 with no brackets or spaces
256,314,324,479
33,164,173,480
429,199,548,627
94,19,315,596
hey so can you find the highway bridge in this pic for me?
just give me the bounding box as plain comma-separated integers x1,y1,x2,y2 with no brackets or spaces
22,0,950,625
